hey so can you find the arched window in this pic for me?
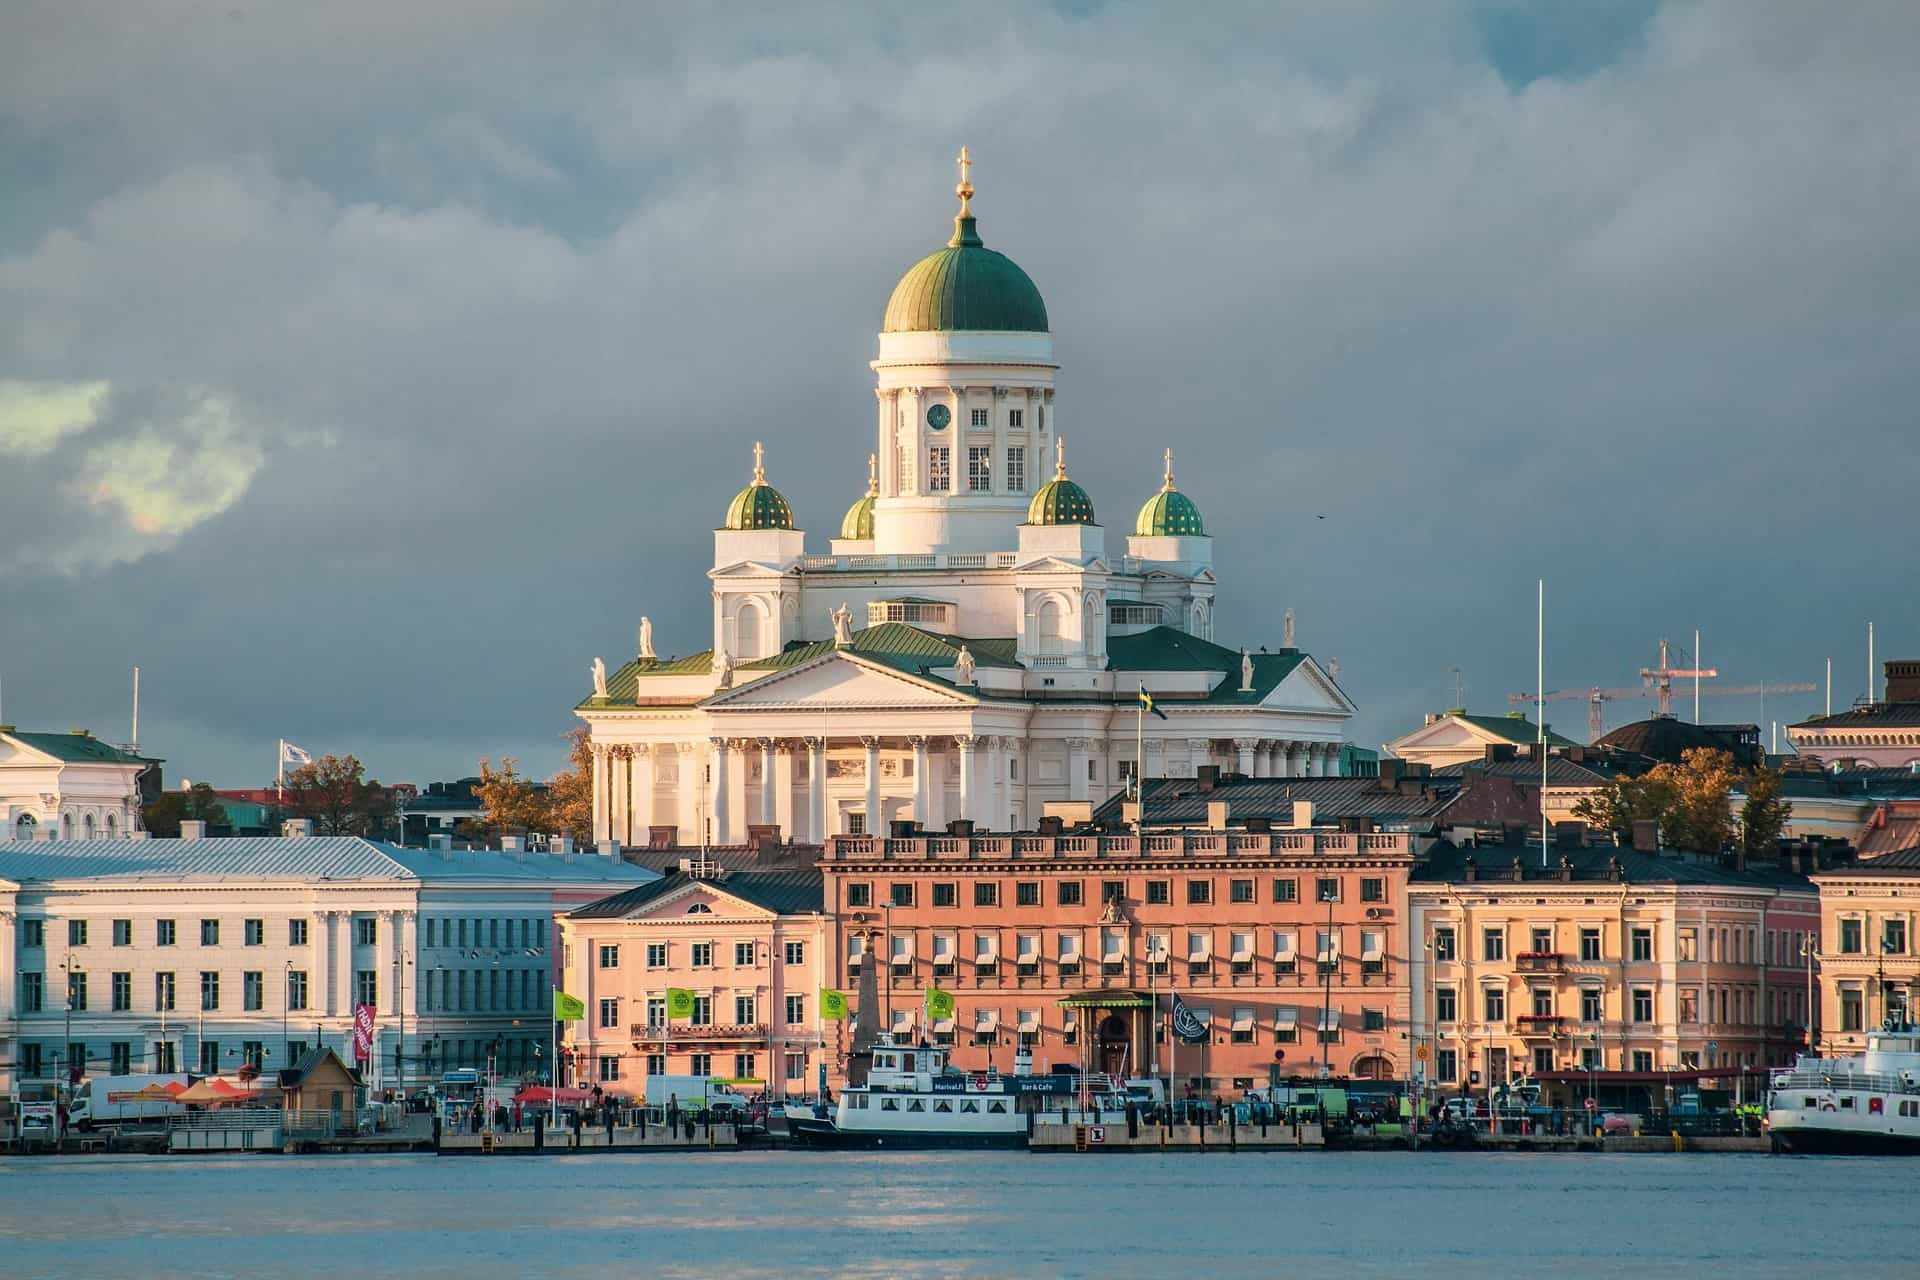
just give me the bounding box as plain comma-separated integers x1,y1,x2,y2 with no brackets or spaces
735,603,763,662
105,813,118,838
59,814,71,841
1036,600,1064,656
686,903,713,914
82,813,95,839
13,813,33,840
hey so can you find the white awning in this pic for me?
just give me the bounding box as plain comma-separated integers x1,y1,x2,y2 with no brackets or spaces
1057,932,1082,959
975,1007,1000,1031
1146,932,1169,962
891,932,914,960
1061,1008,1079,1031
1274,1006,1299,1030
933,1016,955,1033
1317,930,1339,962
1017,1009,1040,1033
1232,1008,1255,1032
1319,1007,1341,1031
932,933,956,961
1016,934,1041,961
1361,932,1384,962
848,935,867,959
1102,929,1126,960
1274,931,1297,960
974,933,998,961
1187,931,1211,961
1191,1007,1213,1027
892,1008,914,1032
1230,932,1254,963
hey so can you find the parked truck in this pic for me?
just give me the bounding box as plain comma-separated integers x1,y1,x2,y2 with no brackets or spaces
67,1074,191,1130
641,1075,753,1119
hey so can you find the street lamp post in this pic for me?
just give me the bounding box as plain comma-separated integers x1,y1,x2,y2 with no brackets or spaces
1318,883,1337,1080
1801,935,1821,1056
283,961,294,1067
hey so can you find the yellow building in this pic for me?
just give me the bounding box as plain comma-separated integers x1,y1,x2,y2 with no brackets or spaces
1810,848,1920,1055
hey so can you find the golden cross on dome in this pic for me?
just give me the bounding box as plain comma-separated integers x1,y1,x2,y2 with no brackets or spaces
866,452,878,494
1055,435,1067,479
955,146,974,216
1163,447,1176,491
753,440,766,483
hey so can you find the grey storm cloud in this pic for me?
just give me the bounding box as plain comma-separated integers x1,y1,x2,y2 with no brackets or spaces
1,0,1916,786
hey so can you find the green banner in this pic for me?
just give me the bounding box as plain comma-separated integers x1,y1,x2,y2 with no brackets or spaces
819,988,849,1021
552,990,586,1022
925,987,955,1020
666,987,697,1019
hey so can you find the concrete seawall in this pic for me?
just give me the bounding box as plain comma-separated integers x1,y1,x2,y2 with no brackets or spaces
1029,1120,1324,1152
439,1123,737,1155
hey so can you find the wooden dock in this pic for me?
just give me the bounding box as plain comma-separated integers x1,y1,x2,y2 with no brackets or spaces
438,1123,738,1155
1029,1120,1324,1152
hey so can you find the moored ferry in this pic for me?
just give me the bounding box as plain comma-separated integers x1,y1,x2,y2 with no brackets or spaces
1768,1019,1920,1154
789,1037,1088,1149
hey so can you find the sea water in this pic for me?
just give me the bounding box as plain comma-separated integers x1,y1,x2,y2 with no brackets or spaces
0,1151,1905,1278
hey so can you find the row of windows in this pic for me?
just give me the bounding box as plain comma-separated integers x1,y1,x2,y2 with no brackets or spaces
596,940,805,970
419,967,547,1014
17,917,314,949
596,1051,762,1082
19,968,315,1014
845,926,1388,978
1430,922,1808,966
1836,916,1909,956
845,876,1382,910
423,916,546,951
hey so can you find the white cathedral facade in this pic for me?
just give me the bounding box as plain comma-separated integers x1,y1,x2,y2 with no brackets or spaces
579,155,1354,846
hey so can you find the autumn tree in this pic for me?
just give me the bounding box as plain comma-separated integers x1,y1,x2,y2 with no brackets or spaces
143,783,229,837
543,727,594,841
1573,748,1767,855
1571,772,1677,840
281,754,393,837
1740,764,1793,855
474,757,550,835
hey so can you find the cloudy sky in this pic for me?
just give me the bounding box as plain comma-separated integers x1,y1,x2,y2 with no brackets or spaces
2,0,1916,789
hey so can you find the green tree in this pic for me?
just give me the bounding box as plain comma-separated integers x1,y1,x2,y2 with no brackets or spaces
474,756,550,835
544,728,594,841
281,753,392,836
143,783,229,837
1571,773,1677,840
1740,764,1793,855
1571,747,1740,853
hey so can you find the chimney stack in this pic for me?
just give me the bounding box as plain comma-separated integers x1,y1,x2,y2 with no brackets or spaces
281,818,313,839
1886,660,1920,704
179,820,206,841
1206,799,1231,831
598,839,621,859
1291,799,1315,829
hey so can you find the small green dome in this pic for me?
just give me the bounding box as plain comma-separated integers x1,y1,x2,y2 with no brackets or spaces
1026,439,1096,526
1133,449,1205,536
721,443,796,531
840,453,879,540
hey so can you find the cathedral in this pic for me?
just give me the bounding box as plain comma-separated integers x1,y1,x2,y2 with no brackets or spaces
578,153,1354,847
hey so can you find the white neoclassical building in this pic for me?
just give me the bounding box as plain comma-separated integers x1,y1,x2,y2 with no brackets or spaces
578,155,1355,847
1,727,156,841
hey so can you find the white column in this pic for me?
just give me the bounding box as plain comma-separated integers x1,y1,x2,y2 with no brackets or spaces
629,746,653,843
1234,738,1258,777
335,912,355,1024
0,911,14,1022
1282,742,1302,778
956,735,977,821
1067,737,1090,804
710,738,733,845
863,736,883,835
1188,738,1211,778
985,736,1006,828
400,910,419,1083
774,742,796,841
759,738,778,828
910,736,931,828
591,746,608,843
992,387,1008,495
676,743,701,843
806,737,827,844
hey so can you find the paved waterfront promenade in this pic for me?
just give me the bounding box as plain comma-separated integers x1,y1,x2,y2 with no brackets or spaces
1030,1119,1325,1151
438,1122,739,1154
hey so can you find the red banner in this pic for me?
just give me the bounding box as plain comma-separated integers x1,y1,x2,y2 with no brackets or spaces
352,1003,376,1062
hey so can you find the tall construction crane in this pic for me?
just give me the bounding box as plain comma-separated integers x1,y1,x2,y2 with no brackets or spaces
1640,637,1716,719
1511,681,1819,741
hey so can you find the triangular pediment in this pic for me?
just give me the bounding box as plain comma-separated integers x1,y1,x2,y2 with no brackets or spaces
1012,555,1108,574
1264,658,1358,716
0,737,60,767
1385,715,1504,756
708,560,794,580
703,651,977,711
618,880,779,922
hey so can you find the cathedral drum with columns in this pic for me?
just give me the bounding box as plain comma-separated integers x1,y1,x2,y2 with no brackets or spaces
578,153,1355,847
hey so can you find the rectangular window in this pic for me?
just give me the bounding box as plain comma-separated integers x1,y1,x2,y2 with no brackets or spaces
1482,928,1505,962
1580,989,1602,1022
1146,880,1171,905
355,970,377,1008
734,941,756,967
1840,987,1864,1032
201,918,220,947
1630,928,1653,962
68,918,88,947
932,882,957,908
288,971,308,1011
1433,927,1457,962
1360,878,1385,903
1230,878,1255,904
735,995,756,1024
199,971,220,1011
1016,881,1041,907
970,407,989,428
786,994,805,1024
21,1044,41,1077
599,998,620,1029
1362,1009,1386,1032
785,1052,806,1081
847,882,873,908
690,1052,712,1076
599,944,620,969
1483,988,1505,1022
1678,928,1697,961
21,919,44,948
1006,446,1026,492
890,882,916,908
691,942,713,968
734,1053,755,1079
1316,878,1341,903
67,971,88,1012
691,997,712,1027
1008,409,1024,429
156,919,176,947
646,1053,666,1076
1839,919,1864,954
774,941,800,967
1632,1050,1654,1072
1530,927,1553,953
967,445,991,491
929,446,950,491
243,971,264,1011
112,918,132,947
598,1054,621,1083
244,918,264,947
1273,878,1298,904
1101,880,1127,906
1436,1048,1458,1084
1435,987,1457,1023
289,918,308,946
112,971,132,1012
1632,988,1654,1023
974,882,999,907
111,1042,133,1075
1886,919,1908,955
1579,928,1602,962
1057,880,1083,907
1531,988,1553,1017
199,1040,220,1075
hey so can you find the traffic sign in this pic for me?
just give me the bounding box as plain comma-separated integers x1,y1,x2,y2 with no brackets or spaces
1585,1097,1598,1111
1415,1043,1431,1063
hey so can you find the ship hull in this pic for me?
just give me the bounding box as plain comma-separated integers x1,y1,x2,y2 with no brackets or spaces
1769,1124,1920,1156
787,1116,1028,1150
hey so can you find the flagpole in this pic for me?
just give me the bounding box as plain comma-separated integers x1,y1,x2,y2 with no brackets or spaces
277,739,284,803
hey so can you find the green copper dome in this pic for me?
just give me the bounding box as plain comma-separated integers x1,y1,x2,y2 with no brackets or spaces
721,443,796,531
1026,439,1097,526
883,154,1047,334
840,454,878,540
1133,449,1206,536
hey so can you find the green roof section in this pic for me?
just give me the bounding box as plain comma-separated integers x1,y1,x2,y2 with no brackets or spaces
1025,441,1095,526
882,217,1049,334
839,454,878,540
1,729,157,765
721,442,796,531
1454,712,1577,747
1133,449,1205,536
1106,628,1309,705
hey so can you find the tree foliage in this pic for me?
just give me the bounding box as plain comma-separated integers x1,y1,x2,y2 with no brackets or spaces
1740,764,1793,855
473,757,548,835
1571,747,1785,855
282,753,392,836
544,728,594,840
143,783,229,837
473,730,594,841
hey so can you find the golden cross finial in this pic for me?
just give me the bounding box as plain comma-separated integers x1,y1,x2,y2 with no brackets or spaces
955,146,974,216
866,452,878,495
1054,435,1067,479
753,440,766,483
1163,447,1176,491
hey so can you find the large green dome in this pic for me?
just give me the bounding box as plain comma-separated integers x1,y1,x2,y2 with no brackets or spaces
1026,440,1096,526
721,443,796,531
882,215,1049,334
1134,450,1205,536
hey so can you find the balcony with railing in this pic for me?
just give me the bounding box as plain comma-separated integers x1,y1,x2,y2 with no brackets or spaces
629,1023,767,1043
1516,953,1567,974
828,831,1416,862
1515,1014,1565,1036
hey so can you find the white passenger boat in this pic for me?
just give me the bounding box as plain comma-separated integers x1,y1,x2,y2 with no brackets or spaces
789,1037,1074,1150
1768,1019,1920,1154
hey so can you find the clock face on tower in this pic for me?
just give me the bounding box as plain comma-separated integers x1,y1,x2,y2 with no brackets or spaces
926,403,951,430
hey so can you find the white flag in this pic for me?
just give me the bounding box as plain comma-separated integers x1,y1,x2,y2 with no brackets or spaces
280,741,313,766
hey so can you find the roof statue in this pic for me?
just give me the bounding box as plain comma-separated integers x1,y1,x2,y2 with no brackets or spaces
591,656,608,699
1283,608,1295,649
1240,648,1254,693
716,648,734,689
955,644,977,686
638,616,655,663
832,602,854,647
